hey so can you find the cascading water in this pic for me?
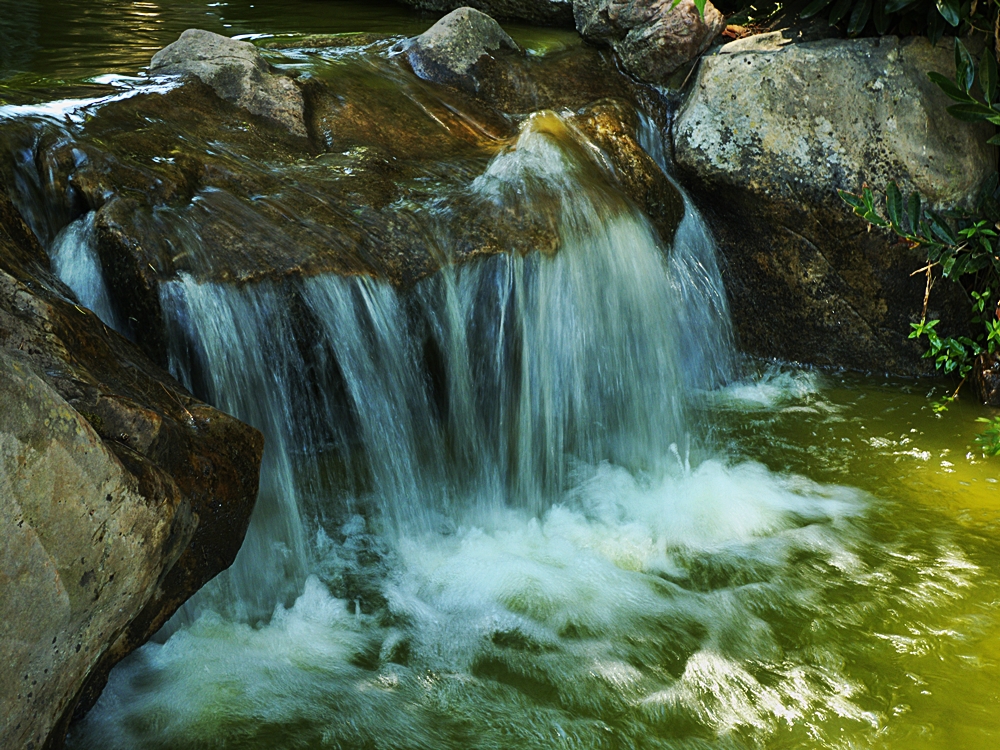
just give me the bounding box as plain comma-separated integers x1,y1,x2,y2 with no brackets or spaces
48,210,125,332
4,51,984,750
1,3,998,746
151,110,733,626
58,106,912,750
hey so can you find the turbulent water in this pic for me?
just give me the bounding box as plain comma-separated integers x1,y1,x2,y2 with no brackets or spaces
3,8,999,747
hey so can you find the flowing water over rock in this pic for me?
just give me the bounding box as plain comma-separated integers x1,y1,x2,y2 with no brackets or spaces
3,6,1000,748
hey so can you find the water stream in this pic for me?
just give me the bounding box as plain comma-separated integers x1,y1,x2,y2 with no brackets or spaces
2,3,999,748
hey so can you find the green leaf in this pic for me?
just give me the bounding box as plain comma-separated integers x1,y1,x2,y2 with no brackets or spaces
981,50,999,104
928,71,976,103
936,0,961,26
885,182,903,228
692,0,707,16
885,0,917,10
829,0,854,25
941,252,957,277
955,38,976,91
800,0,835,18
838,189,866,210
848,0,872,34
907,191,922,233
929,212,958,244
862,186,876,211
988,133,1000,145
873,0,889,34
947,103,997,121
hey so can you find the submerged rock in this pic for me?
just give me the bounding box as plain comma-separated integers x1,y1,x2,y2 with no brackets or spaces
0,184,263,749
150,28,307,137
673,35,993,374
407,7,522,92
575,0,725,83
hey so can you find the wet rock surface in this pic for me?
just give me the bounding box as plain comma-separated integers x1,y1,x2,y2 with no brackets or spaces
1,24,682,367
150,28,307,137
0,184,263,749
575,0,725,83
673,35,994,374
407,6,522,91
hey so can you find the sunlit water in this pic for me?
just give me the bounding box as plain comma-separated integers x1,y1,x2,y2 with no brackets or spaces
0,4,997,749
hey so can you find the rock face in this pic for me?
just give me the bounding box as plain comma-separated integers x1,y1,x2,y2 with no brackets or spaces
407,7,522,92
402,0,574,26
150,28,306,137
0,185,263,749
397,0,723,83
673,35,995,374
972,352,1000,406
575,0,725,83
1,26,682,368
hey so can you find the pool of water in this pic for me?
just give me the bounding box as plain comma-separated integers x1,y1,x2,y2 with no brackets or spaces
67,364,1000,750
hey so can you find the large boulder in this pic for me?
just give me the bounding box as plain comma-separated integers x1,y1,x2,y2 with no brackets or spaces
673,35,995,374
1,27,682,367
575,0,725,84
150,28,306,137
407,7,522,92
0,185,263,748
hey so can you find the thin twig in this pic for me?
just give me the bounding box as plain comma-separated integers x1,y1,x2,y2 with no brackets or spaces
952,375,967,400
919,264,935,321
159,381,195,424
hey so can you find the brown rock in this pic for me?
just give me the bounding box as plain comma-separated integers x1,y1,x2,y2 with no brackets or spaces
0,183,262,749
2,30,682,367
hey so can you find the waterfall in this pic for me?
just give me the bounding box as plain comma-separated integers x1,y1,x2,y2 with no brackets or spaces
48,211,125,332
59,83,991,750
146,109,734,628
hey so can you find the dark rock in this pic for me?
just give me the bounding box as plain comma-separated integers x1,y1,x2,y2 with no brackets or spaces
407,7,522,93
673,36,995,374
398,0,574,26
575,0,725,84
972,352,1000,406
150,28,307,137
0,183,262,749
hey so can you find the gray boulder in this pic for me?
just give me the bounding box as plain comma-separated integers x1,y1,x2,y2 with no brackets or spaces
0,184,262,748
150,28,306,137
407,7,522,92
673,35,995,374
575,0,725,84
0,355,194,750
